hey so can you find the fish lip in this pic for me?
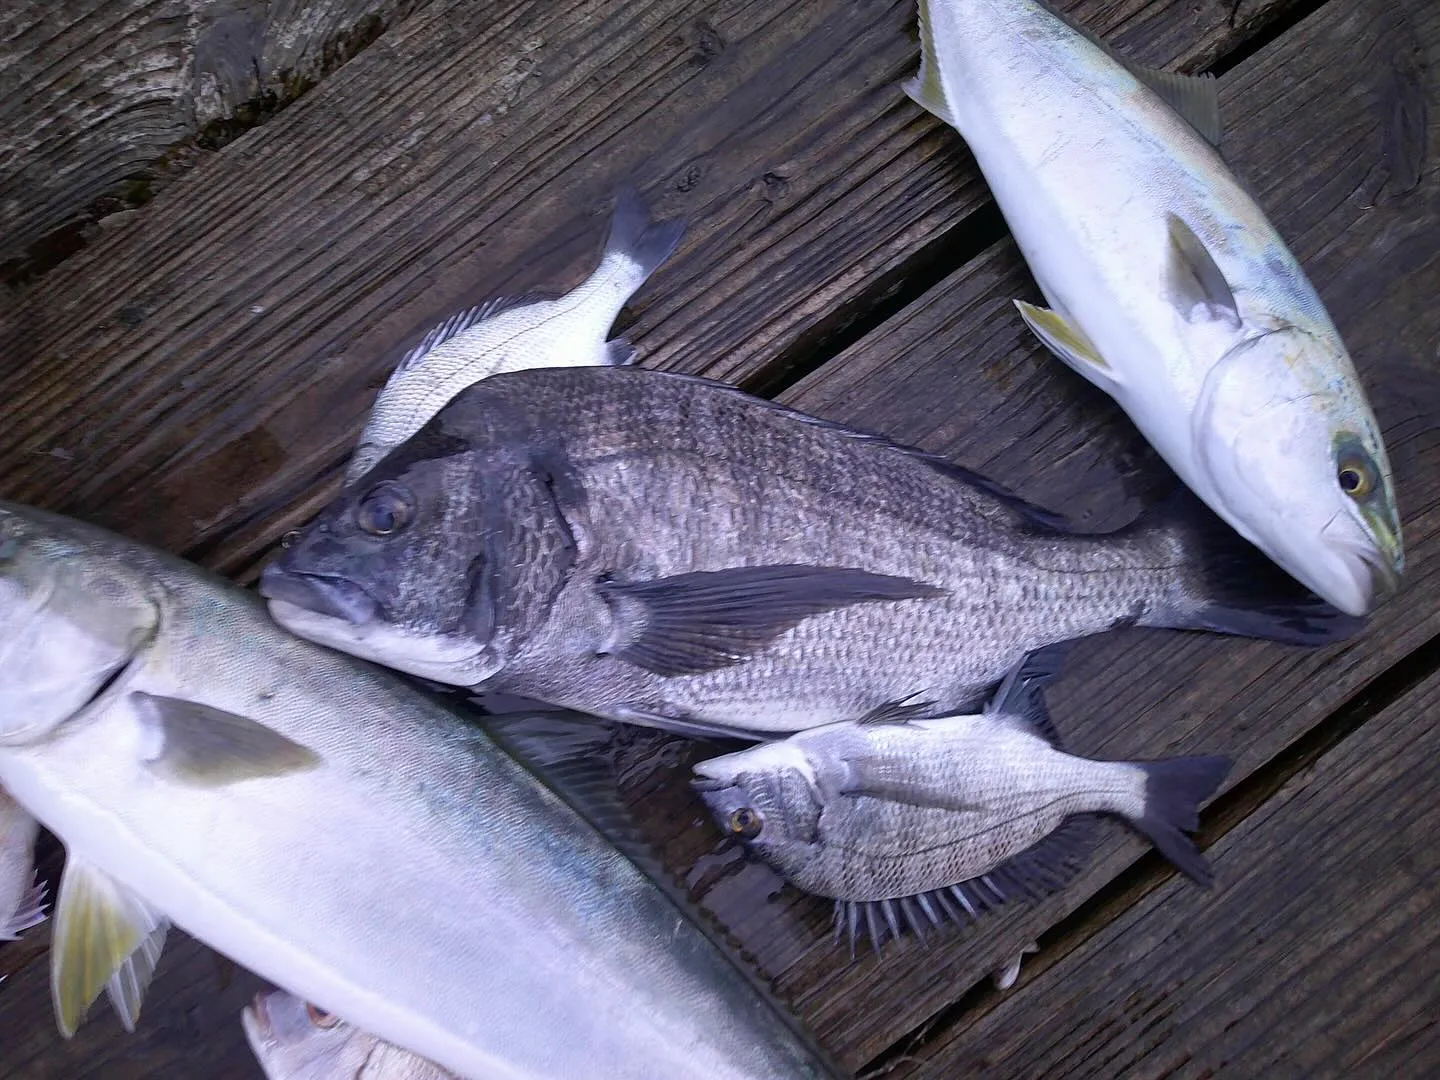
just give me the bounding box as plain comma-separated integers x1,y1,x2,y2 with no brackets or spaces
1319,518,1402,612
258,566,379,625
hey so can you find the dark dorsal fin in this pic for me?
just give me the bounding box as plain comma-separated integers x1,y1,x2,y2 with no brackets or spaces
856,696,938,726
481,711,845,1079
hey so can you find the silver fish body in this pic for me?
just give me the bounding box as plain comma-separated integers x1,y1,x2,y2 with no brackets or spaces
0,785,45,940
691,652,1229,946
264,366,1357,737
245,990,457,1080
906,0,1402,616
0,501,836,1080
347,189,684,482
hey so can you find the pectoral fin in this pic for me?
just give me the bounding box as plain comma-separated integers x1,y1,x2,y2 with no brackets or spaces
597,565,946,677
1165,214,1241,329
131,692,320,787
52,855,169,1037
1014,301,1121,393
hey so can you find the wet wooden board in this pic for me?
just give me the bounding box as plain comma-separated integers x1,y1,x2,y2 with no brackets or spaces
0,0,1437,1076
0,0,409,278
632,0,1440,1066
898,665,1440,1079
0,0,1303,580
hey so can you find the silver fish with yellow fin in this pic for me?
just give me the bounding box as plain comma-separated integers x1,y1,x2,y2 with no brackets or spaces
692,648,1229,950
347,188,685,482
0,501,838,1080
906,0,1402,616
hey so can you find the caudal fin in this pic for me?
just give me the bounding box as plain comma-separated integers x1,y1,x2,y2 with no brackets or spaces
605,186,686,282
1128,755,1230,886
1139,487,1367,646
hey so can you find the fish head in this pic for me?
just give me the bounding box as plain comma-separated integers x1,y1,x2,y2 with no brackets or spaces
261,432,513,687
0,503,159,744
1194,327,1402,616
691,742,827,879
242,990,373,1080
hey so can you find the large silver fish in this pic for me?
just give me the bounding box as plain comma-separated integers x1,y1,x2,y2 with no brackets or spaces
346,188,684,482
691,649,1230,950
905,0,1402,616
0,501,837,1080
244,990,457,1080
0,786,46,941
263,366,1358,738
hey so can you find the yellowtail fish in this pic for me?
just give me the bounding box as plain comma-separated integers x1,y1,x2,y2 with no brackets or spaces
906,0,1402,616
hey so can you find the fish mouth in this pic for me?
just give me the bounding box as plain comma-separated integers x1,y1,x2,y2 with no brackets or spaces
690,775,729,794
1319,518,1403,614
259,566,379,625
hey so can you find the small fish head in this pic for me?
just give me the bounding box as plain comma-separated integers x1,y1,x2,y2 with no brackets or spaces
242,990,370,1080
691,742,826,879
1194,328,1402,616
261,437,506,687
0,504,158,745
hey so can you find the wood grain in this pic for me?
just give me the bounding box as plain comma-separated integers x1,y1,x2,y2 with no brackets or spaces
898,666,1440,1079
0,0,1437,1077
656,0,1440,1066
0,0,411,277
0,0,1303,579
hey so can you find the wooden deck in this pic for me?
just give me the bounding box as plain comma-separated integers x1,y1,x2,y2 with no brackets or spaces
1,0,1437,1076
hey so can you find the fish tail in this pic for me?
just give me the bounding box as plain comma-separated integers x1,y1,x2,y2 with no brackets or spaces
1137,487,1367,645
602,186,686,288
1128,755,1230,886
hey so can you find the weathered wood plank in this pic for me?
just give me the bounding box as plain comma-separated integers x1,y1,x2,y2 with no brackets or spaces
898,665,1440,1078
678,0,1440,1065
0,0,1436,1078
0,0,1304,579
0,0,412,279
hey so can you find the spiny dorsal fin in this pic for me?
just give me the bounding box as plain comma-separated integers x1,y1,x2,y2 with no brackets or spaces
856,696,937,726
394,293,558,375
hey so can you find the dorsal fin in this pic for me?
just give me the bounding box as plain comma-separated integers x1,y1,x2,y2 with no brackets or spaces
480,711,845,1078
394,292,558,375
856,697,937,726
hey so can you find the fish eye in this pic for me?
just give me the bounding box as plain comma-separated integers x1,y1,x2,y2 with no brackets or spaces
728,807,763,840
355,483,415,537
305,1003,340,1029
1337,458,1374,499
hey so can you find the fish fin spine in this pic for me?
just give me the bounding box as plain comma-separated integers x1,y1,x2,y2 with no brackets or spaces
0,873,49,939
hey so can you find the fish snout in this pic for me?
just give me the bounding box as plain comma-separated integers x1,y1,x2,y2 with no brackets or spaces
259,566,380,625
1318,516,1403,615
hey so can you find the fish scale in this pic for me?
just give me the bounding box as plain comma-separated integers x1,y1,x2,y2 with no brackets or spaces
267,366,1359,737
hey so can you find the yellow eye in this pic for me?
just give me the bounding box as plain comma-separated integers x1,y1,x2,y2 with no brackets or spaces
305,1003,340,1029
1338,459,1374,498
355,483,414,537
728,807,762,840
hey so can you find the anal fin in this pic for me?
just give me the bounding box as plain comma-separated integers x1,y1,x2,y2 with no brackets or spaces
1014,300,1120,393
1,874,48,939
52,854,169,1038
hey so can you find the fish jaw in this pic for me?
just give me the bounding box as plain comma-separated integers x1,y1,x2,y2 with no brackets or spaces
915,0,1401,614
264,597,500,687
